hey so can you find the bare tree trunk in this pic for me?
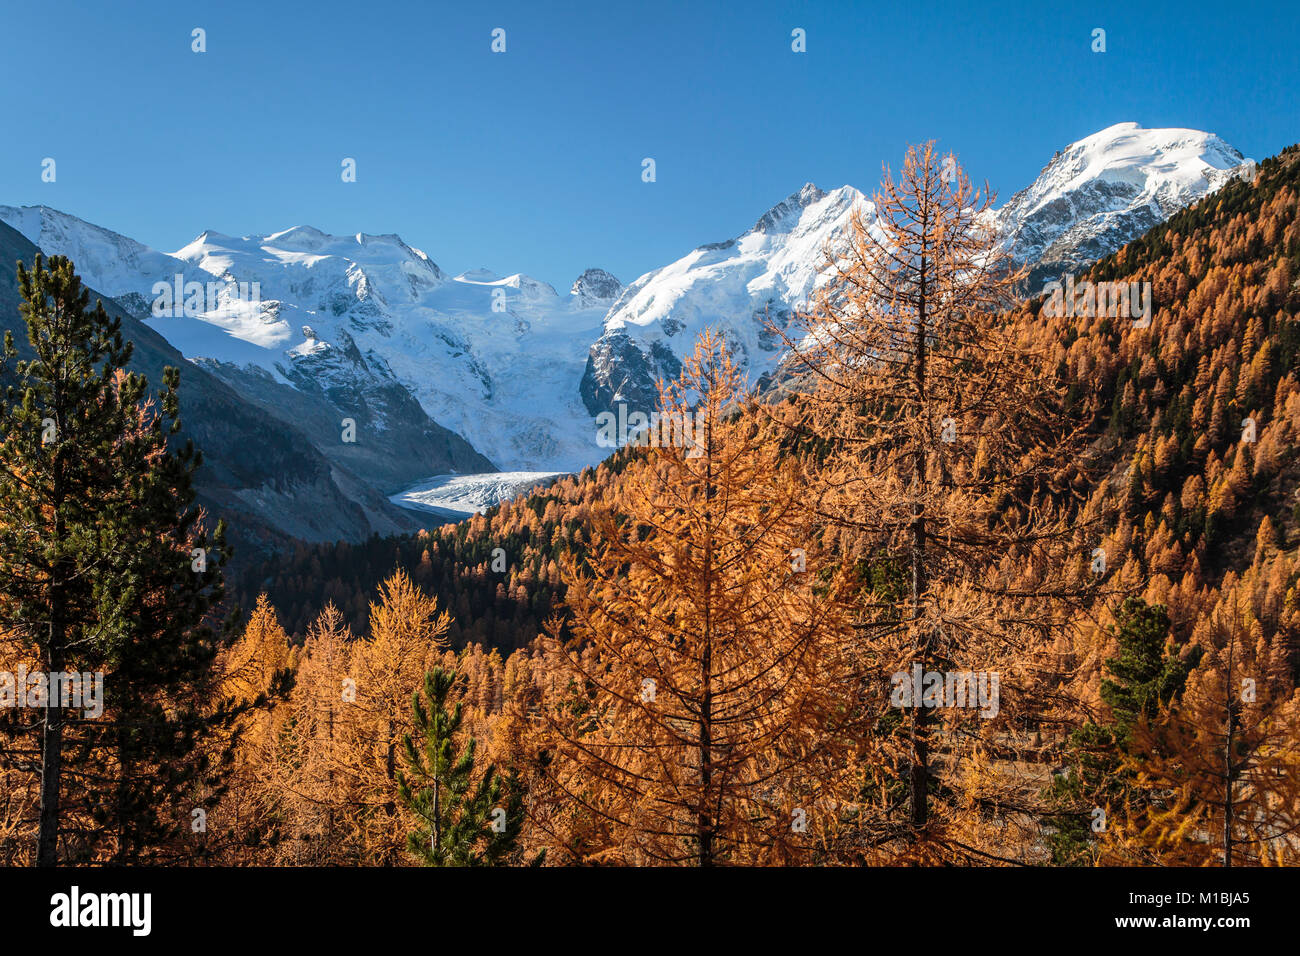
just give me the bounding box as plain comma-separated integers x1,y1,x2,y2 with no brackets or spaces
37,639,64,866
909,223,930,829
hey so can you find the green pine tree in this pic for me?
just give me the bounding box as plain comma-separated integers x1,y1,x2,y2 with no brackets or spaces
1044,597,1200,864
397,666,532,866
0,254,242,864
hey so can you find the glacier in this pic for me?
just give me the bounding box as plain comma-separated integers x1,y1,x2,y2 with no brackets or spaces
0,122,1255,524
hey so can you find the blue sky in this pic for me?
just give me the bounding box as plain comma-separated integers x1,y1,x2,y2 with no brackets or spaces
1,0,1295,289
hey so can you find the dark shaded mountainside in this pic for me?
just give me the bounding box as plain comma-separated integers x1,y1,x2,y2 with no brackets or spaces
240,143,1300,670
195,350,493,495
0,219,435,560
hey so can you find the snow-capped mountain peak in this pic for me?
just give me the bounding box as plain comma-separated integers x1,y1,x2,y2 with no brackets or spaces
995,121,1250,278
569,268,623,304
579,182,872,416
751,182,829,234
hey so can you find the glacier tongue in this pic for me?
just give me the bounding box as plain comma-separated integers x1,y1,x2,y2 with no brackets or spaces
391,471,567,519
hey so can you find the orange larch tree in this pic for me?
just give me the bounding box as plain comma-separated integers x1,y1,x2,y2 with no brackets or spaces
540,330,860,865
775,143,1106,861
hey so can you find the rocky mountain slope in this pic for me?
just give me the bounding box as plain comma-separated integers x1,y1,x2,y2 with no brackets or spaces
0,218,428,559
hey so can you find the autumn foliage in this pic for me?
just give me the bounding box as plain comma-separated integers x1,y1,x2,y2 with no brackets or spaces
10,144,1299,867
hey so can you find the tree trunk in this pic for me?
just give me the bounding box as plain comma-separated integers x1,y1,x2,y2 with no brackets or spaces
37,421,67,867
698,366,716,867
1223,641,1234,868
432,732,442,863
909,227,930,829
36,639,64,866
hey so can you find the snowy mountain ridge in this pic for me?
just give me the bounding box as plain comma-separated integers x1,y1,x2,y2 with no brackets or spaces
583,122,1252,419
0,207,620,473
0,123,1254,511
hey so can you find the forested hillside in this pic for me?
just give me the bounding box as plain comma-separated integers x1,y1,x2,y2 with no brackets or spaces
235,451,642,648
1020,144,1300,654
